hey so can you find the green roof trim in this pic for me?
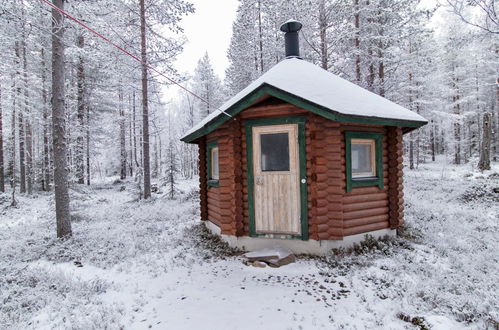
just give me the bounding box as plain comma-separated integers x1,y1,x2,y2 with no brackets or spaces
181,83,427,143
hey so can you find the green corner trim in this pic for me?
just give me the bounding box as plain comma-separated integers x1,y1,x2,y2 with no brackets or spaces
245,116,308,240
345,131,384,192
181,83,427,143
207,141,219,188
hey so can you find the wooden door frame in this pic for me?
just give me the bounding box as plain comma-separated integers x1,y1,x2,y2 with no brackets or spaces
245,116,308,240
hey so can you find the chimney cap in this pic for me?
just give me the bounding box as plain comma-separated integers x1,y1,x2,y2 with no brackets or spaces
280,19,302,33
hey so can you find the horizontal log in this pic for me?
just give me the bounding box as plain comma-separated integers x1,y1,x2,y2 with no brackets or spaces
343,192,387,204
343,207,389,220
316,175,345,184
207,208,222,221
208,204,222,221
340,125,384,133
326,219,343,228
220,222,235,231
315,163,343,172
314,215,330,225
317,232,332,240
347,186,384,195
316,209,343,219
308,233,320,240
316,189,333,199
327,227,343,237
317,224,329,233
207,194,220,202
207,216,222,228
314,147,343,156
240,104,307,117
208,202,235,216
314,138,342,147
343,200,388,212
343,221,389,236
343,214,389,228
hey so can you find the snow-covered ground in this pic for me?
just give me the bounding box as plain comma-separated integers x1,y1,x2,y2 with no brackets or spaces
1,157,497,330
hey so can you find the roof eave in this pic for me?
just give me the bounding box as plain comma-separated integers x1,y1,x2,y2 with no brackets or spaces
181,83,428,143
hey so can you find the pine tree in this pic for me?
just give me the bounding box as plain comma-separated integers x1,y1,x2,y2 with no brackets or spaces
51,0,72,238
192,52,224,121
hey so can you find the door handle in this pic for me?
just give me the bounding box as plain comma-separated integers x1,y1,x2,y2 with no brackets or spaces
255,176,263,185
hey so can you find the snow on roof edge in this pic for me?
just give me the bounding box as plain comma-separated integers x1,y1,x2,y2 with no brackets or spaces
181,59,427,142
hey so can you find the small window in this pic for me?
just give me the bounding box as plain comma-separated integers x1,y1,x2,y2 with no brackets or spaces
345,132,383,192
260,133,290,171
207,142,219,187
211,147,219,180
351,139,376,178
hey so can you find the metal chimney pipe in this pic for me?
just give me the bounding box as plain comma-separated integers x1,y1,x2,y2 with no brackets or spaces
280,19,303,58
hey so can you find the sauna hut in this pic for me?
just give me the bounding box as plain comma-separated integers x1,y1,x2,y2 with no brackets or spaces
181,20,427,254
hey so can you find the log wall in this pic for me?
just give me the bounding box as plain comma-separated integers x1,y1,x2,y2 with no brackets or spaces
204,119,244,236
198,137,208,221
340,124,390,236
199,99,404,240
386,126,404,227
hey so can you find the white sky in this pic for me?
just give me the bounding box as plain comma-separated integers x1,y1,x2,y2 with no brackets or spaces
174,0,239,79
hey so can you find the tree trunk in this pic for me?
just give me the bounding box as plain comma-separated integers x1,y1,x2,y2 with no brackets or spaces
119,88,127,180
51,0,72,238
152,134,158,178
409,133,414,170
18,105,25,193
366,1,374,91
128,94,133,177
478,112,492,171
354,0,361,83
22,39,33,194
452,69,461,165
15,43,26,194
86,104,90,185
493,78,498,162
10,72,17,206
8,74,16,188
378,50,385,97
408,71,414,169
140,0,151,199
0,76,4,192
318,0,328,70
158,134,162,176
132,91,139,170
453,92,461,165
76,34,85,184
257,0,264,72
430,120,436,162
41,48,51,191
377,11,385,97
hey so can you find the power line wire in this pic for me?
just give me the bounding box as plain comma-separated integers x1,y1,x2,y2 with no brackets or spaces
39,0,231,118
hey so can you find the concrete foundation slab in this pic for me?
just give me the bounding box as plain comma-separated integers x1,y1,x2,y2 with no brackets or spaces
203,220,397,255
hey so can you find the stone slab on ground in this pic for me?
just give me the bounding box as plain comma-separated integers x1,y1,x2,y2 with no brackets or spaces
243,246,296,267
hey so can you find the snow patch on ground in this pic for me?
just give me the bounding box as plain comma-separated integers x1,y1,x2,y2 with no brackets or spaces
1,158,497,329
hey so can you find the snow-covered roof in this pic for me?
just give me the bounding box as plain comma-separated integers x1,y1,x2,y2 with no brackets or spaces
181,58,427,142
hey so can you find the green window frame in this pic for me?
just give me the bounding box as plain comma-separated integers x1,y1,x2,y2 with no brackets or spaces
345,131,384,192
207,141,219,188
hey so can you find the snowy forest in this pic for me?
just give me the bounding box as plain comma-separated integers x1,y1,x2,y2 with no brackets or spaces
0,0,498,329
0,0,496,206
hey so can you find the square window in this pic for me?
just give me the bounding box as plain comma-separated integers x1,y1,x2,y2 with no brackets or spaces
351,139,376,178
345,132,384,192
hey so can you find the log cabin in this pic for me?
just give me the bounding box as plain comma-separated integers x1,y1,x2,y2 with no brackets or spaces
181,20,427,254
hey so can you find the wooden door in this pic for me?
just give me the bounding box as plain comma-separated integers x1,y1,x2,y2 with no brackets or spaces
252,124,301,235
